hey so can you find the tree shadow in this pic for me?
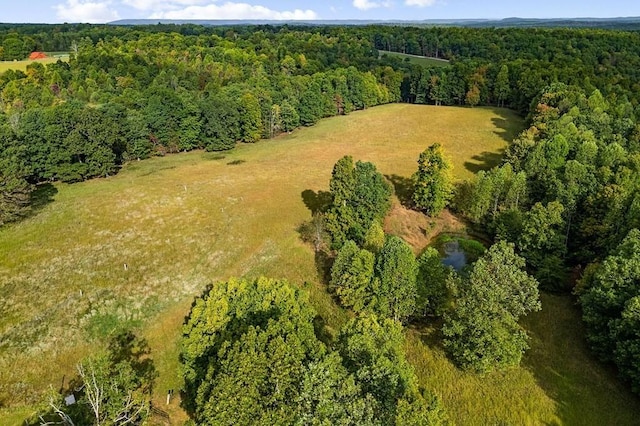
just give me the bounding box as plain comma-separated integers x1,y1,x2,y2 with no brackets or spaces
28,330,157,426
385,174,414,208
108,331,158,394
314,249,334,285
301,189,332,215
409,319,446,353
313,314,334,347
464,150,505,174
521,293,640,425
28,183,58,215
488,107,525,142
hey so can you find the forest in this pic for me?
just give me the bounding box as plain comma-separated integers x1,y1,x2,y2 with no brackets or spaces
1,21,640,425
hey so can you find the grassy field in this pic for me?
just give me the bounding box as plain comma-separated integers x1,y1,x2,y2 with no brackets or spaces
0,55,69,73
0,104,637,424
379,50,451,67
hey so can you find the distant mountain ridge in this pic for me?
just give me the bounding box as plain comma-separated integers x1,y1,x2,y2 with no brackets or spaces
109,17,640,29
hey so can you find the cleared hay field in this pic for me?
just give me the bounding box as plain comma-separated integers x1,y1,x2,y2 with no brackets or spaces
0,104,636,424
379,50,451,67
0,56,69,73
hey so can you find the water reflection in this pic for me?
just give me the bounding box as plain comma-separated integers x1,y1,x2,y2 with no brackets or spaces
442,239,467,271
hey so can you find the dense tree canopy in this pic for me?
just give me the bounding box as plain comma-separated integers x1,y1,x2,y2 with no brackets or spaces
181,277,447,425
577,229,640,392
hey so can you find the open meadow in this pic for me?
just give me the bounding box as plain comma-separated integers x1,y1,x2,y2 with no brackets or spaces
0,55,69,73
0,104,637,424
379,50,451,67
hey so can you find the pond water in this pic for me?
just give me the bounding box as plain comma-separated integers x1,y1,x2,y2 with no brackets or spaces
442,239,467,271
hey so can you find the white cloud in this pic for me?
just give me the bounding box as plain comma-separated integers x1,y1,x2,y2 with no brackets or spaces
353,0,393,11
121,0,208,11
149,2,318,20
55,0,119,23
405,0,436,7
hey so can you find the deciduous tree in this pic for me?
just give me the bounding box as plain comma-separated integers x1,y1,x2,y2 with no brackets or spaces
443,241,541,372
412,143,452,216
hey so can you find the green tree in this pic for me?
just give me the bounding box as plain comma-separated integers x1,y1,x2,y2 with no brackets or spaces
238,92,263,143
578,229,640,392
326,156,393,248
144,87,186,152
412,143,453,216
363,220,386,253
494,65,510,107
337,314,447,425
296,352,376,425
279,99,300,132
0,155,32,226
443,241,541,372
330,240,376,312
416,247,452,317
375,235,418,322
181,277,325,425
517,201,567,289
200,94,240,151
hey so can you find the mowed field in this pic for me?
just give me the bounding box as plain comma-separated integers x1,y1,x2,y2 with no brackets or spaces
0,55,69,73
0,104,637,424
379,50,451,67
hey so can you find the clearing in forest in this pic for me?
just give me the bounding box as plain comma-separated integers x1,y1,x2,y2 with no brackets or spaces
0,55,69,73
0,104,636,425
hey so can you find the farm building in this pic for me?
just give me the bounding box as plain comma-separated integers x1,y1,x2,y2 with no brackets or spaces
28,51,47,60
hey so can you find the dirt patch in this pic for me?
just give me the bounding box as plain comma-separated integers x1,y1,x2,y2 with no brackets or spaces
384,200,466,254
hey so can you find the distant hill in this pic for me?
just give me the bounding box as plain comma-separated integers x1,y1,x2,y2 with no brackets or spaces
109,17,640,30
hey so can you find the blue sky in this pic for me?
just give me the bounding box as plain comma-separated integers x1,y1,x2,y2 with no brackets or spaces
5,1,640,24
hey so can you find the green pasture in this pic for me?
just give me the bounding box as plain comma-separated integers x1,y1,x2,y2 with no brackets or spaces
379,50,451,67
1,104,636,424
0,54,69,73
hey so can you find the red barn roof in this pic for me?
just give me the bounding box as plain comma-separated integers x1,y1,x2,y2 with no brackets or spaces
29,52,47,60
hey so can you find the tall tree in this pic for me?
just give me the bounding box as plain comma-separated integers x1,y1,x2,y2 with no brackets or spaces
375,235,418,322
0,155,32,226
330,240,376,312
337,314,447,425
326,156,393,248
416,247,452,317
494,65,511,107
181,277,324,424
412,143,453,216
577,229,640,392
443,241,541,372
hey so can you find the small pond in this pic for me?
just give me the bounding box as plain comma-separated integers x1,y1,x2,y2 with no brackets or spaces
441,239,467,271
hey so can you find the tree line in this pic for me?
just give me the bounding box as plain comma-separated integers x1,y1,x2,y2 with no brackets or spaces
0,27,402,225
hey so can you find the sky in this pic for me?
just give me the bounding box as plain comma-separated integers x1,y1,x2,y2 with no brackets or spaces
3,0,640,24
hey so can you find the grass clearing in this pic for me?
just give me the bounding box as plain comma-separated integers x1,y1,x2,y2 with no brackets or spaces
379,50,451,67
1,104,636,424
0,55,69,73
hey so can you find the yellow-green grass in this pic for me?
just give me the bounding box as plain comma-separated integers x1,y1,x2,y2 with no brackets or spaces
0,56,69,73
380,50,451,67
407,293,639,425
0,104,634,424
